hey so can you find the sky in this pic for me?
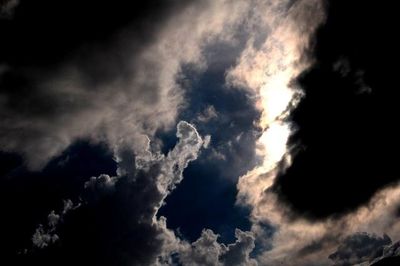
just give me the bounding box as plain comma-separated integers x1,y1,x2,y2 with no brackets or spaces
1,0,400,266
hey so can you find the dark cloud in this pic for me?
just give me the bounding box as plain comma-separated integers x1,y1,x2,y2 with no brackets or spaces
1,1,262,264
0,141,116,262
0,0,19,19
329,233,391,266
13,121,205,266
370,241,400,266
273,0,400,219
5,0,398,265
0,0,204,169
372,257,400,266
0,0,192,66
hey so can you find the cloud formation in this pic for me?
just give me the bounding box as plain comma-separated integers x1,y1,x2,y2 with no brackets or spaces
222,0,400,265
179,228,257,266
21,121,205,264
0,0,251,170
31,199,78,249
24,121,257,265
329,233,391,266
4,1,399,265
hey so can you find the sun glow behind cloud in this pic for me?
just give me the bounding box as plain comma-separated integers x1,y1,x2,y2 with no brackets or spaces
229,1,400,265
227,0,334,264
229,0,324,208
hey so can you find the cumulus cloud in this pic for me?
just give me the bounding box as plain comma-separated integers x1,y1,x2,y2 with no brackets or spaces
179,229,226,266
25,121,204,264
84,174,118,195
178,228,257,266
27,120,257,265
31,225,59,249
32,199,78,249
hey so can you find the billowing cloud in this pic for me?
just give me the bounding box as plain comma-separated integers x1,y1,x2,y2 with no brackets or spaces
178,228,257,266
21,121,205,265
25,121,255,266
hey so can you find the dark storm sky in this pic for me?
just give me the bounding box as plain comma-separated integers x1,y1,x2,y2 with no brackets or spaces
1,1,400,266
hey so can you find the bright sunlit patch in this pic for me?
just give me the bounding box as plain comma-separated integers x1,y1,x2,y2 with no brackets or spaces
259,71,294,129
258,121,290,169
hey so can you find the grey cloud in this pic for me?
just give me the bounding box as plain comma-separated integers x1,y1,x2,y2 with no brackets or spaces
221,229,258,266
0,0,251,170
27,121,206,265
333,57,351,77
208,147,227,161
370,240,400,265
178,228,257,266
47,211,60,227
202,135,211,148
31,225,59,249
197,105,218,123
329,233,392,266
28,121,257,265
179,229,225,266
87,120,205,209
333,57,372,94
31,199,78,249
84,174,118,195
